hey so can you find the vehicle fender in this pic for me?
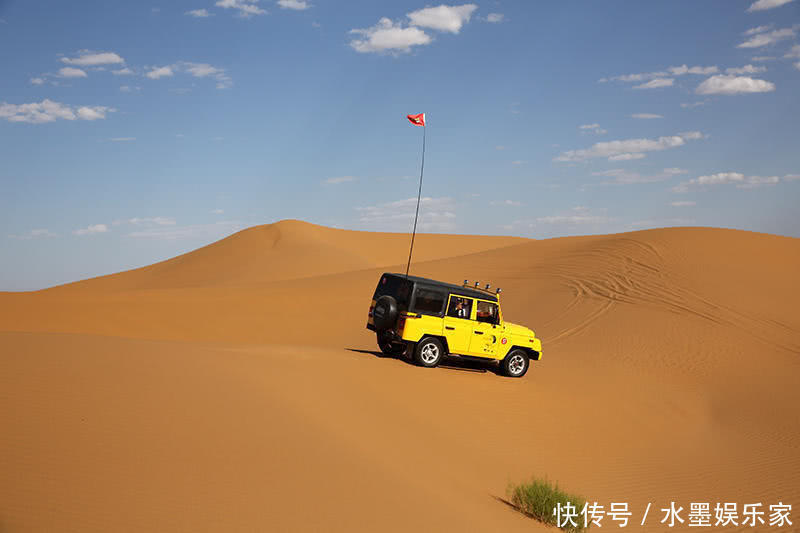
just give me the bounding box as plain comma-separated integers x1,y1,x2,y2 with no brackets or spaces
508,345,541,361
417,334,450,355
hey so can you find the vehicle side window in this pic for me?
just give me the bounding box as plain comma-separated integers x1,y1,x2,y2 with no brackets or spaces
475,301,499,324
413,288,446,315
372,275,411,306
446,296,472,319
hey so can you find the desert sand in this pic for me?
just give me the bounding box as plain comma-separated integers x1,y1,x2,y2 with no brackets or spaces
1,220,799,532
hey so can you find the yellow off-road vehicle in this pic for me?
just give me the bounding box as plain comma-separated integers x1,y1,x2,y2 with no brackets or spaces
366,273,542,377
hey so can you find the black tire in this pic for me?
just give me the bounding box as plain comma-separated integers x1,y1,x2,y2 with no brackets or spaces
373,295,399,331
414,337,445,368
501,349,529,377
377,332,405,356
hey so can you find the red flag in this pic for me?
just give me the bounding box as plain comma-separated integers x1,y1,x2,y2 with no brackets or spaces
407,113,426,127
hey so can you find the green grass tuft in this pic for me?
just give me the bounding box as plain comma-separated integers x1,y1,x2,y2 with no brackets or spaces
507,477,588,532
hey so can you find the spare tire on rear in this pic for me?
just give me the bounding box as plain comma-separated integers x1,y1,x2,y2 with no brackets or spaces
373,295,399,330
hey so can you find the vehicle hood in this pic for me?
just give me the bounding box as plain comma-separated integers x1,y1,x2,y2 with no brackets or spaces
505,321,536,339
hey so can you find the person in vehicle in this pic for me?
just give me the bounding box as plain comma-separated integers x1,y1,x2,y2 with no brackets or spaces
448,297,470,318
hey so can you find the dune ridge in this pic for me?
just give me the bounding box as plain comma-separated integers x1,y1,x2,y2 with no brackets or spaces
1,221,798,532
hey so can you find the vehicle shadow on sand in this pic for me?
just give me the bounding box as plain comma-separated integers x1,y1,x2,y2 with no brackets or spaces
345,348,500,375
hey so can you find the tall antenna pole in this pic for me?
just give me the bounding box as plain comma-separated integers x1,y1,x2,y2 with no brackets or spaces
405,123,426,278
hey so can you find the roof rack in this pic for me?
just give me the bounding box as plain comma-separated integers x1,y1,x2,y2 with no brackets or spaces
462,279,502,297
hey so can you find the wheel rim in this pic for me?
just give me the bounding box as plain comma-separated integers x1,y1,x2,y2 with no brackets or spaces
420,342,440,364
508,354,525,375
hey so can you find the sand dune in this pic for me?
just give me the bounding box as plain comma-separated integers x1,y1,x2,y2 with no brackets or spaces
1,221,799,532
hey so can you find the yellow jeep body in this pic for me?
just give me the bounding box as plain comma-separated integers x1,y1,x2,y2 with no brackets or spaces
367,273,542,362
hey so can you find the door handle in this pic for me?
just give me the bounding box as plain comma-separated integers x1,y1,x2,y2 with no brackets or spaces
474,331,484,335
445,326,455,330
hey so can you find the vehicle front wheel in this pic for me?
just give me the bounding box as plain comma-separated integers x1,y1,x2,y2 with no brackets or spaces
501,349,529,378
414,337,444,368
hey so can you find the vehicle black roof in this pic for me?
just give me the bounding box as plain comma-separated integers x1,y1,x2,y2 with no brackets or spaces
384,273,498,303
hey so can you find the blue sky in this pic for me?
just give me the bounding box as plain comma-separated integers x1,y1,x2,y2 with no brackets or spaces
1,0,799,290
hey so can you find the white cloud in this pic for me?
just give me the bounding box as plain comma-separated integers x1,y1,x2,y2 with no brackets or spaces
110,137,135,142
591,168,680,185
490,199,522,206
664,168,689,175
186,8,212,17
74,224,109,236
785,45,800,58
61,51,125,66
633,78,674,89
277,0,310,10
696,75,775,95
795,62,800,71
215,0,266,17
511,160,526,165
8,229,57,240
668,65,719,76
119,85,141,92
680,101,707,108
784,174,800,181
603,65,717,84
146,62,231,88
112,67,134,75
407,4,477,33
503,207,614,233
211,208,225,214
58,67,87,78
0,99,113,124
673,171,783,192
113,217,177,227
751,55,777,61
579,123,607,135
76,106,112,120
537,207,612,225
725,64,766,74
30,77,45,85
349,18,432,53
608,153,646,161
670,201,696,207
129,221,243,239
537,214,611,225
485,13,504,23
183,64,218,76
744,25,773,35
554,132,702,162
181,62,232,88
631,113,663,119
630,217,695,229
356,197,457,231
324,176,357,185
146,66,174,79
747,0,794,11
737,175,781,188
737,27,795,48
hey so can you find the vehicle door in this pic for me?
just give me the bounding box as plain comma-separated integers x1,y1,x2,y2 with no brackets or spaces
467,299,500,357
442,295,474,355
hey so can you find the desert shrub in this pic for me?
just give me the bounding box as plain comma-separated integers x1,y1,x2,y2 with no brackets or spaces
507,477,588,532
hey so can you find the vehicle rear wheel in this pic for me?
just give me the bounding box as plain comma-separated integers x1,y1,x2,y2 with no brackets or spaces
414,337,444,368
501,349,529,377
377,332,405,356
